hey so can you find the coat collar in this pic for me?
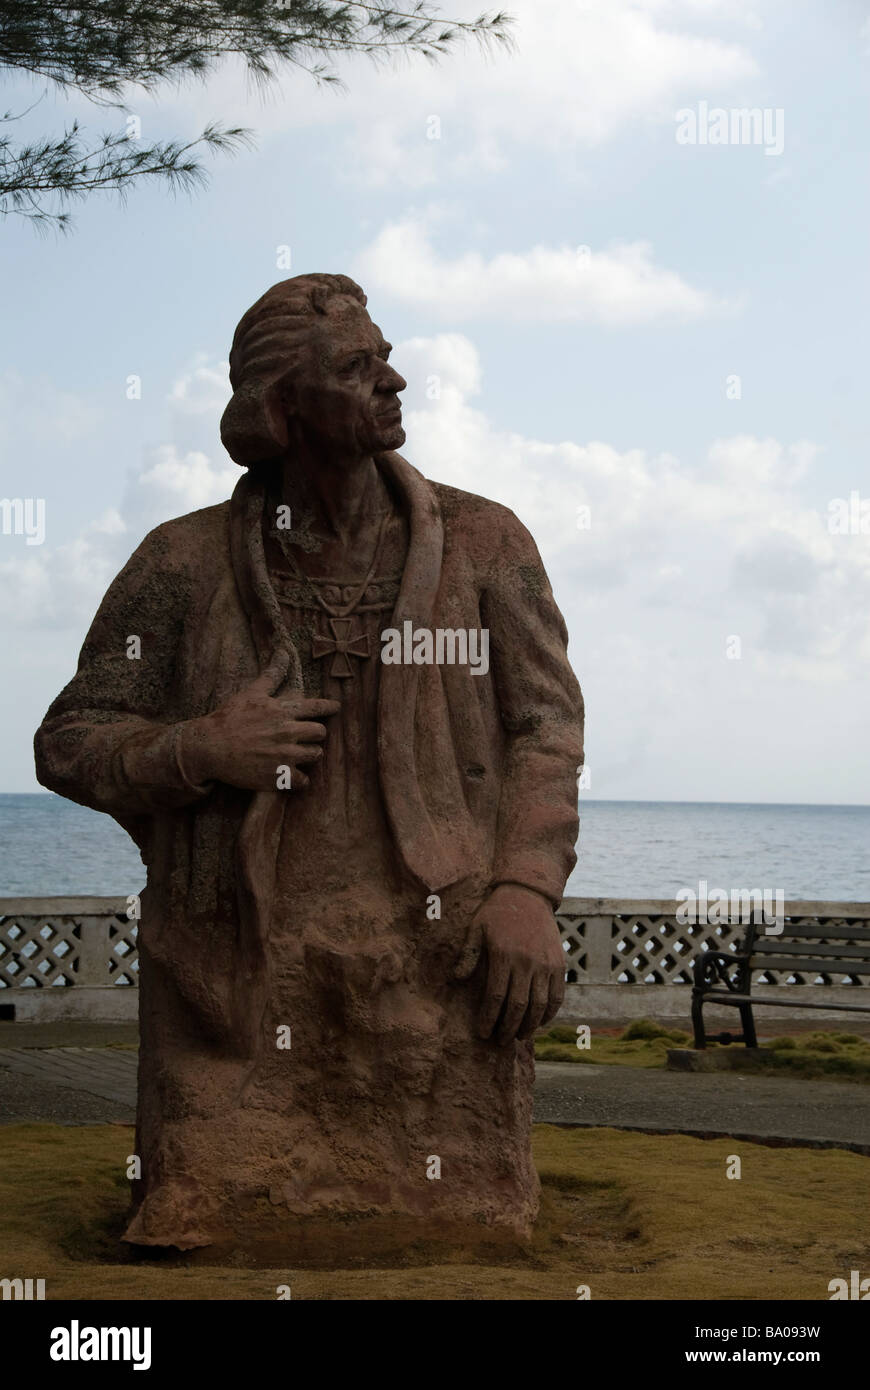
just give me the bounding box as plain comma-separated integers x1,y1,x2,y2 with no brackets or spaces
375,453,469,888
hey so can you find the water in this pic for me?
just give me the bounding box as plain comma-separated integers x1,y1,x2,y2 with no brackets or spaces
0,795,146,897
566,799,870,902
0,794,868,902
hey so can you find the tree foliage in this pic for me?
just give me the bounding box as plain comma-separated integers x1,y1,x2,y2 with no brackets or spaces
0,2,512,228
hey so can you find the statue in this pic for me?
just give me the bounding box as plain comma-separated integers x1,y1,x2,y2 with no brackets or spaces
34,274,584,1260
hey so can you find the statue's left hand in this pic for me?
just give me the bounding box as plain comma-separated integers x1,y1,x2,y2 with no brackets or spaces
454,884,566,1045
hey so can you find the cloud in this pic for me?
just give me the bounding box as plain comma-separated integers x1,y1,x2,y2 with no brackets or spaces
0,364,236,629
120,444,238,539
169,358,233,414
393,331,870,798
394,333,870,685
355,218,732,323
154,0,761,185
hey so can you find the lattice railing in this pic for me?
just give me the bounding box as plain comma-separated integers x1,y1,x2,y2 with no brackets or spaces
0,900,137,990
554,900,870,989
0,915,81,989
555,905,588,982
107,916,140,986
2,898,869,1000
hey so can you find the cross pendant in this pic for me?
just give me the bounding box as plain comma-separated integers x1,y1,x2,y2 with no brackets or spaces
311,616,371,679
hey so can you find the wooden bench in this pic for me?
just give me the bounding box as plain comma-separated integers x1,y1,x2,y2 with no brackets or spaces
691,914,870,1048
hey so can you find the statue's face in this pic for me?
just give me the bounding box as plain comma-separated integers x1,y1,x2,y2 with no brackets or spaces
284,298,407,459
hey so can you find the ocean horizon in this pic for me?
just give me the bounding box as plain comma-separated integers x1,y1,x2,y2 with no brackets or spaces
0,793,867,902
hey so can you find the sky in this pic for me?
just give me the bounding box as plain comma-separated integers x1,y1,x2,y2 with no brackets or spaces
1,0,869,801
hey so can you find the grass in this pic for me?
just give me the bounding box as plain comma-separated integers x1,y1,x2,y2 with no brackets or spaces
1,1122,868,1300
535,1020,870,1081
536,1019,692,1067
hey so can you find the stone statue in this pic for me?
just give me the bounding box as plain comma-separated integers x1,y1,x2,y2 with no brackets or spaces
34,274,584,1260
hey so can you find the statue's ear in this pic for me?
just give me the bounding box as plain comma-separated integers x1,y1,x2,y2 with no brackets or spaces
220,380,288,466
263,380,292,449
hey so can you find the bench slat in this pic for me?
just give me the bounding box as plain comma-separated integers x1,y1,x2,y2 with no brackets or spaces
697,991,870,1013
748,955,870,975
765,923,870,941
751,939,870,961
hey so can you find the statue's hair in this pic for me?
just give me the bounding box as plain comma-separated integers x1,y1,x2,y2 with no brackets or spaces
220,273,367,467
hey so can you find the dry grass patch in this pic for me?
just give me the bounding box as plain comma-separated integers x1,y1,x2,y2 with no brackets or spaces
2,1122,867,1299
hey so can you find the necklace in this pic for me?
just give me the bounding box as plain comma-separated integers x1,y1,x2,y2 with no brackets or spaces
276,508,393,678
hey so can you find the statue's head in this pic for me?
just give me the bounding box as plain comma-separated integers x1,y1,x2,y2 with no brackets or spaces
220,273,407,468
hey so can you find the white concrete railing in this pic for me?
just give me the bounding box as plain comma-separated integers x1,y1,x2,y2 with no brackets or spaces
2,897,869,1023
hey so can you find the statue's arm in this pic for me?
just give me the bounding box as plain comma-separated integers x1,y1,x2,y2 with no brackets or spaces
33,525,214,818
481,509,583,908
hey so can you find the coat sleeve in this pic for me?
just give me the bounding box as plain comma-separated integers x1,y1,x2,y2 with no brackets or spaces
481,507,583,909
33,523,214,824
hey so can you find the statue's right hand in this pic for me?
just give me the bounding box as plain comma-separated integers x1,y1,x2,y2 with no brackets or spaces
179,650,341,792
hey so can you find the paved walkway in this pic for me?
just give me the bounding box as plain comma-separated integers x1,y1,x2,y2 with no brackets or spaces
0,1023,139,1125
533,1062,870,1153
2,1025,870,1150
0,1046,137,1124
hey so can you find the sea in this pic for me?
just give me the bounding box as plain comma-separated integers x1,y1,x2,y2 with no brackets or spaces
0,794,868,902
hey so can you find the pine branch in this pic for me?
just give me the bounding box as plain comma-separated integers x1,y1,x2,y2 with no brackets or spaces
0,2,514,226
0,3,514,101
0,119,253,229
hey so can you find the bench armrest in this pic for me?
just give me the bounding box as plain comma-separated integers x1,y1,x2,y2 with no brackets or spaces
693,948,750,994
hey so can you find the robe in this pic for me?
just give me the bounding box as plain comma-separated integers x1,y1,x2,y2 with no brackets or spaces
34,451,584,1258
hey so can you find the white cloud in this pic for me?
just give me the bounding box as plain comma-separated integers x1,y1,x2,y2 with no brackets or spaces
0,366,237,629
395,333,870,684
121,444,239,538
169,358,233,414
0,508,128,630
355,218,732,323
394,331,870,797
157,0,761,185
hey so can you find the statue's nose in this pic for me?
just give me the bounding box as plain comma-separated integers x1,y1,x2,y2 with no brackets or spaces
381,363,407,393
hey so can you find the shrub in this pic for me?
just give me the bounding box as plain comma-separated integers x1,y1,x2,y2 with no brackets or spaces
620,1019,688,1044
544,1025,581,1045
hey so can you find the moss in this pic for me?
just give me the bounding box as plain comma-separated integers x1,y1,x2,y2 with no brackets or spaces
535,1043,599,1063
619,1018,689,1044
517,563,546,600
719,1033,870,1081
543,1024,580,1045
535,1024,870,1081
534,1027,682,1069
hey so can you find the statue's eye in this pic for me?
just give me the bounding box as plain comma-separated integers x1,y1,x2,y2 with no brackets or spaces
344,355,363,372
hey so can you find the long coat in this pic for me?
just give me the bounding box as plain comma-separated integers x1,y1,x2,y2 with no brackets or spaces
34,451,584,1250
